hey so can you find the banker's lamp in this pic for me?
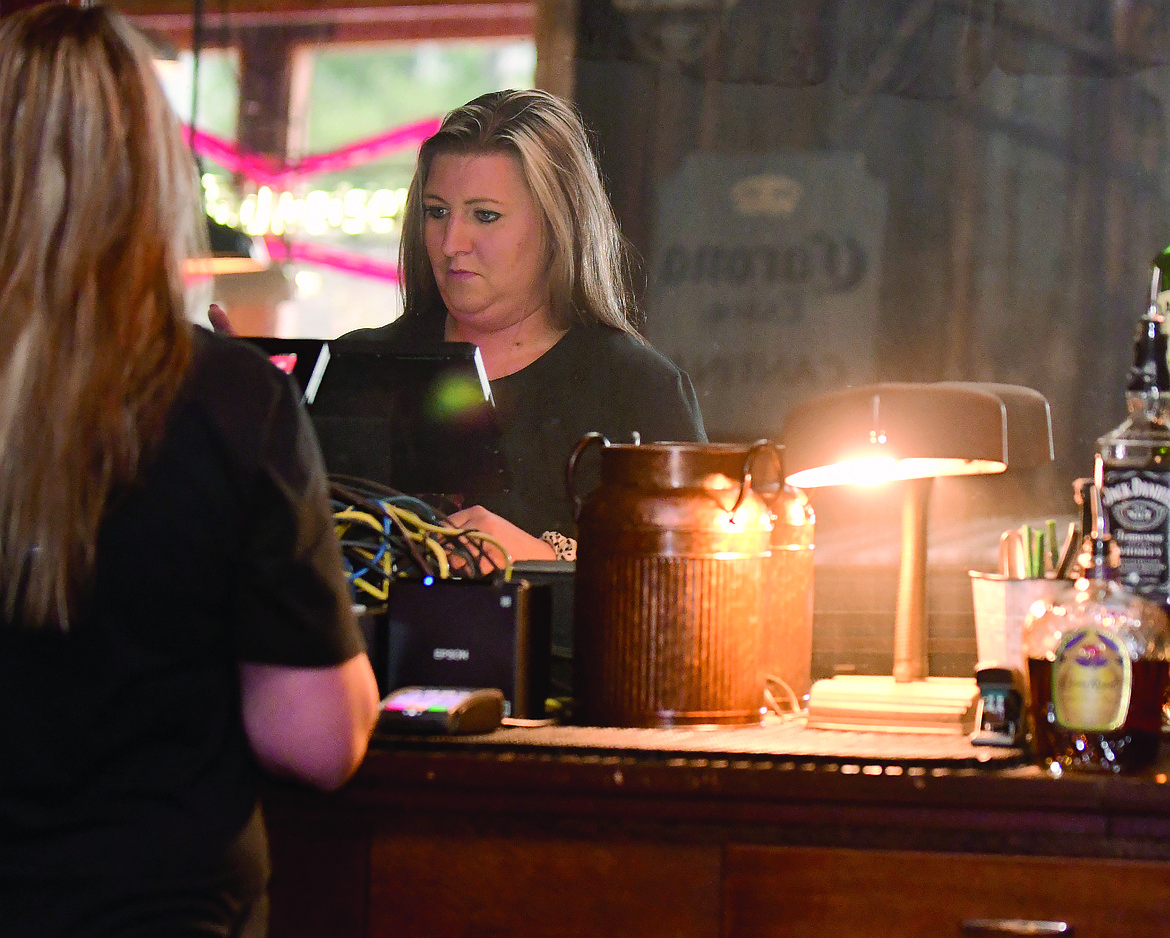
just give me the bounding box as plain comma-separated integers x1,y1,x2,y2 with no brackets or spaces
184,216,268,277
782,382,1053,733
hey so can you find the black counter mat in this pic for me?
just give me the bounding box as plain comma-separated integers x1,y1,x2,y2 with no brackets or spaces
374,716,1028,772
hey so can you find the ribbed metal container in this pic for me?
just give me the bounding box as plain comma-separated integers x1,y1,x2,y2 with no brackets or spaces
760,483,816,704
569,438,774,728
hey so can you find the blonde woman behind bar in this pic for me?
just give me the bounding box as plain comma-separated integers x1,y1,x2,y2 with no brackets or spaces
346,89,707,565
0,5,379,936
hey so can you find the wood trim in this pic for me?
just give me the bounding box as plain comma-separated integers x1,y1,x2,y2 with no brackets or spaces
116,0,530,17
121,0,535,49
262,744,1170,937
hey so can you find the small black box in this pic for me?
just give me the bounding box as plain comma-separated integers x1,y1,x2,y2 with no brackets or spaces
368,577,551,719
510,560,575,700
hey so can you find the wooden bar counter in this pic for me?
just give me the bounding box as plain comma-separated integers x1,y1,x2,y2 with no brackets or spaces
262,721,1170,937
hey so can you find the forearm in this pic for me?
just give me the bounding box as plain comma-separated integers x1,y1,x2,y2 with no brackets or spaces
239,652,380,791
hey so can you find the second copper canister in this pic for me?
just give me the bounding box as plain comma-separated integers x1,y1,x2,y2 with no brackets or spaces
760,482,815,705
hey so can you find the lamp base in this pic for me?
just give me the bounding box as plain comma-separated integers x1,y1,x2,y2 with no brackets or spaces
805,675,979,734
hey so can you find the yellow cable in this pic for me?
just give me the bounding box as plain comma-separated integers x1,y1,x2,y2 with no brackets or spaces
377,500,513,578
333,499,514,582
420,534,451,578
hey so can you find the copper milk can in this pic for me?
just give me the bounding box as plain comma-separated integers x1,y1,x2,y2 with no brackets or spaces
568,436,775,728
759,481,816,706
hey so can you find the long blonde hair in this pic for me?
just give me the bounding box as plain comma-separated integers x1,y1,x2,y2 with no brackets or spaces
400,89,643,337
0,4,200,628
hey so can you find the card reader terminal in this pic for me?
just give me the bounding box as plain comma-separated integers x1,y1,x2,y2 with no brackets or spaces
379,686,505,735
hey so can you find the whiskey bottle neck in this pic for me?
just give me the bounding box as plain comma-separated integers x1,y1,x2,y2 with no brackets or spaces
1126,387,1170,424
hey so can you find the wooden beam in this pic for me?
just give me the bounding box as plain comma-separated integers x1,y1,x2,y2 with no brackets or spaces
120,0,534,49
533,0,577,100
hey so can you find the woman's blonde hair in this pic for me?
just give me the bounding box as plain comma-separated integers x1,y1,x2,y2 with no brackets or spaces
0,3,200,628
400,88,643,337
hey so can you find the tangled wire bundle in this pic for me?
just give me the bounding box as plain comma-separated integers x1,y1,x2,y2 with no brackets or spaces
329,475,511,602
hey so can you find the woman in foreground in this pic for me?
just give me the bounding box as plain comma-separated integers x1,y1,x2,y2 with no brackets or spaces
0,6,380,936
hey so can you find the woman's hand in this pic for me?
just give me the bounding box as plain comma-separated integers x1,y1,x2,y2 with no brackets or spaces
208,303,236,336
447,505,555,574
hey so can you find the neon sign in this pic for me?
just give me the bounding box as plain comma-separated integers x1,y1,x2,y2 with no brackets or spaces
187,117,441,282
205,177,409,238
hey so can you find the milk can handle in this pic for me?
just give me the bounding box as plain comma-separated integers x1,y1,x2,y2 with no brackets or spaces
731,439,784,514
566,431,610,520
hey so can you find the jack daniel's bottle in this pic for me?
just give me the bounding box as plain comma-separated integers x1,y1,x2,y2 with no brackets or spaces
1096,265,1170,610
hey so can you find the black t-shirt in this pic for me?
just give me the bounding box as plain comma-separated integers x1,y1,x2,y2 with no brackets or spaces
0,327,364,937
344,315,707,536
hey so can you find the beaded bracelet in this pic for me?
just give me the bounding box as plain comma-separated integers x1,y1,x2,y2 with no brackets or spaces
539,531,577,562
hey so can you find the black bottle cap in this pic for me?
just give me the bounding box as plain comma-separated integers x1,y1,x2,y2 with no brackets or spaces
1126,311,1170,395
974,663,1020,688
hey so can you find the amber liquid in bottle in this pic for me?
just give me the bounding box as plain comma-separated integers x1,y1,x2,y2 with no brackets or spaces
1027,656,1168,773
1025,481,1170,773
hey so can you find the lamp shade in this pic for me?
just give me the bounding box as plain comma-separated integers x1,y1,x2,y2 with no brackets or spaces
778,380,1055,732
938,381,1055,468
782,382,1053,489
185,216,268,277
207,217,257,258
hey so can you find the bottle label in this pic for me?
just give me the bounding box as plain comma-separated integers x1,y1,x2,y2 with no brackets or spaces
1100,468,1170,597
1050,627,1132,731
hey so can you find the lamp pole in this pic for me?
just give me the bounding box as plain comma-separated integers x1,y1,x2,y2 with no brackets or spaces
893,476,932,683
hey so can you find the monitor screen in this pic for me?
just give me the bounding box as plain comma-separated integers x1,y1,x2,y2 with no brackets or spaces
245,337,509,503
